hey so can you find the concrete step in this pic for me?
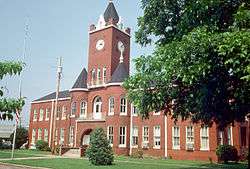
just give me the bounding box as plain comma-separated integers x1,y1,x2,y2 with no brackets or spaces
62,148,80,158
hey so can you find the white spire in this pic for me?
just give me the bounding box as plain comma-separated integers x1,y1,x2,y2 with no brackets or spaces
97,14,105,29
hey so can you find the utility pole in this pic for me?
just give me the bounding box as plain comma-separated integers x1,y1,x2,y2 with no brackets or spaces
51,57,62,153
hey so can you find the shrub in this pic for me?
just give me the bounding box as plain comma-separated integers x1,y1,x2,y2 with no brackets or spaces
86,128,114,165
131,148,143,159
10,127,28,149
35,140,50,151
216,145,239,163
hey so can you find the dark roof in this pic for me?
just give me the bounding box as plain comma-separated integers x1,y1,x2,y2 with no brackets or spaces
33,90,70,102
72,68,88,89
104,1,119,24
110,62,129,83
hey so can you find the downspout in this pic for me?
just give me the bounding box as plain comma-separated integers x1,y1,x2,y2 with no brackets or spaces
129,104,133,155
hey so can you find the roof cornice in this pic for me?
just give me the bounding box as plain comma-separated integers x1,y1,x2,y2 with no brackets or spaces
89,25,131,37
31,97,71,104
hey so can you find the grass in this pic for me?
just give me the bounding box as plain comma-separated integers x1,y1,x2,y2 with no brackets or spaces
0,155,247,169
0,149,50,159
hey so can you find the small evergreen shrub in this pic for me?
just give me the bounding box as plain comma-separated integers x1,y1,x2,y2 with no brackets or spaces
86,128,114,165
131,148,143,159
216,145,239,163
35,140,51,151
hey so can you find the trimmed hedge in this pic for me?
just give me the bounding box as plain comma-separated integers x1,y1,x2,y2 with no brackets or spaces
35,140,51,151
216,145,239,163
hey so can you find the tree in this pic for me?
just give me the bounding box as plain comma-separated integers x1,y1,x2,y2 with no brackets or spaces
0,61,24,120
124,1,250,128
10,127,28,149
86,128,114,165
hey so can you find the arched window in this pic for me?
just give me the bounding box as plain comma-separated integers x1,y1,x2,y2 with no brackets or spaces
71,102,76,116
108,97,115,116
80,101,87,118
120,97,127,115
93,97,102,119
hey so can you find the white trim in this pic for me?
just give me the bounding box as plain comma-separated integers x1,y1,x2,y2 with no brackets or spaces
120,97,127,116
131,104,138,117
74,123,77,147
230,126,233,146
164,116,168,157
32,97,71,104
142,126,149,149
172,126,180,150
153,126,161,149
108,97,115,116
89,24,131,37
69,88,88,92
200,126,210,151
153,111,161,116
107,126,114,147
88,82,123,89
129,106,133,155
185,126,195,151
119,126,127,148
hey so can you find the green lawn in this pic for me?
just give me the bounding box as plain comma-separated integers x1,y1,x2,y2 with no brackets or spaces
1,156,247,169
0,149,50,159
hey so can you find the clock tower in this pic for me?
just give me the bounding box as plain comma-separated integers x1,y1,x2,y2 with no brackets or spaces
87,1,131,86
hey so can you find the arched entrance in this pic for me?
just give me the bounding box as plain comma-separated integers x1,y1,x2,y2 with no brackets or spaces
80,129,93,146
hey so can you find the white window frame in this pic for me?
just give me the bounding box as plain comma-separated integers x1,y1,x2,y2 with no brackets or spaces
103,67,107,83
108,97,115,116
56,106,61,120
38,128,42,140
227,126,233,145
200,126,209,151
107,126,114,147
131,104,138,116
70,102,76,117
153,126,161,149
97,68,101,84
60,128,65,145
153,111,161,115
172,126,180,150
45,108,50,121
132,126,139,148
62,106,67,120
44,128,48,142
69,126,74,146
80,101,87,118
91,69,95,84
39,109,44,121
186,126,194,150
93,97,102,119
142,126,149,148
218,130,223,145
120,97,127,116
33,109,37,121
55,129,58,145
119,126,126,148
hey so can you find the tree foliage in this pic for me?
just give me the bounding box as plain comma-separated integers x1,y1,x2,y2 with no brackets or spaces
0,61,24,120
86,128,114,165
124,1,250,128
10,127,28,149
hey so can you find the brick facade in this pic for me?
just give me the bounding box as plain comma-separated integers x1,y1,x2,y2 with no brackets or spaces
28,2,249,162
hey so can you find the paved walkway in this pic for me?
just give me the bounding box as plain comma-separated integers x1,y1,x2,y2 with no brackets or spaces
0,163,49,169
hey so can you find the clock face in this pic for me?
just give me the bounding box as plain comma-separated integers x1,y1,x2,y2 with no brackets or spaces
118,41,125,52
96,39,105,51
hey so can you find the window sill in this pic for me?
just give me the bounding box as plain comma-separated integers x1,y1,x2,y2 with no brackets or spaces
70,115,75,118
61,117,66,120
109,144,113,147
118,144,126,148
120,113,127,116
45,118,49,121
33,120,37,122
56,118,60,120
38,119,43,122
108,113,114,116
172,147,180,150
200,148,209,151
153,146,161,149
131,145,138,148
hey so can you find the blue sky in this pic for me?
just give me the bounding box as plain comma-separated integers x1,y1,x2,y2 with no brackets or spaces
0,0,153,126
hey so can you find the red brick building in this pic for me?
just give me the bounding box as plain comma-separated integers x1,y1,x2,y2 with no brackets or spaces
28,1,248,161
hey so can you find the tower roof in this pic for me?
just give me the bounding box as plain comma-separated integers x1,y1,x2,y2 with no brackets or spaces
110,62,129,83
104,1,119,24
72,68,88,89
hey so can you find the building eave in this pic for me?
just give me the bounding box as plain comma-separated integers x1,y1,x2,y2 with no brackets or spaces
31,97,71,104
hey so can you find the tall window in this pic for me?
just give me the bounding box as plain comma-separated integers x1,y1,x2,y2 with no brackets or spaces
108,97,115,115
97,68,101,84
60,128,65,145
200,126,209,150
107,126,114,146
131,104,138,116
172,126,180,149
32,129,36,144
186,126,194,150
38,128,42,140
56,106,61,119
71,102,76,116
44,129,48,142
103,67,107,83
33,109,37,121
132,126,138,147
93,97,102,119
120,97,127,115
69,126,74,145
227,127,233,145
62,106,67,119
142,126,149,148
39,109,44,121
80,101,87,118
154,126,161,149
45,108,50,120
119,126,126,147
218,130,223,145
